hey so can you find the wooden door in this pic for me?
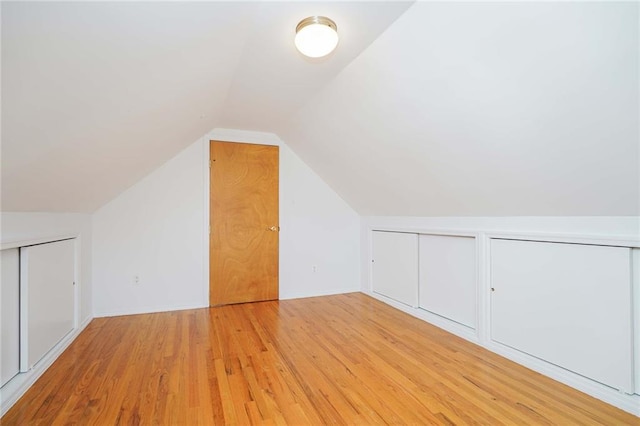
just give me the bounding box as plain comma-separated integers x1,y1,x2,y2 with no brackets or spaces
209,141,279,306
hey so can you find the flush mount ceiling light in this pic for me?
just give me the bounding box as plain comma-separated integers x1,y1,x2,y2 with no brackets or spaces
295,16,339,58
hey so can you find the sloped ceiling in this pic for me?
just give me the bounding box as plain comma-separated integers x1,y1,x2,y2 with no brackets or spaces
1,1,412,212
2,1,638,216
282,1,639,216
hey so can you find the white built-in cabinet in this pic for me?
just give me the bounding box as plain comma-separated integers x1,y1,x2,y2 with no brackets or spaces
419,235,476,329
372,231,418,307
20,239,76,371
490,239,634,393
369,228,639,404
0,238,76,390
371,231,477,328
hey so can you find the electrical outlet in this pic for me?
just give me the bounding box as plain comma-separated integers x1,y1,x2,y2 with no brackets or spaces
132,275,140,285
312,265,317,273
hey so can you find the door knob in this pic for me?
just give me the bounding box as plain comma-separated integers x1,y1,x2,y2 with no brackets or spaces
267,226,279,232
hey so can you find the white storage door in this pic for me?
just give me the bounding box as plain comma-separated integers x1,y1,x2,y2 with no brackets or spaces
419,235,476,328
491,239,633,392
372,231,418,307
20,239,75,370
1,248,21,386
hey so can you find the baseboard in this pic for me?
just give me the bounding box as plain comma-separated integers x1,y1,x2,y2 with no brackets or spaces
279,286,361,301
96,293,361,317
0,316,93,417
94,303,209,318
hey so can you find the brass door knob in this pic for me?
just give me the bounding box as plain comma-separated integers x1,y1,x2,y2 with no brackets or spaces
267,226,279,232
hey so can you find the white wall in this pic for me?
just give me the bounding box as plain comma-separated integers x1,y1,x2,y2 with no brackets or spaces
0,212,93,323
278,134,361,300
92,139,206,316
92,128,360,316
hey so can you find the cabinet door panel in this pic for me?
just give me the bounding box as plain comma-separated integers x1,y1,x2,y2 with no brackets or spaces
21,239,75,370
419,235,476,328
1,248,20,386
372,231,418,307
491,239,633,392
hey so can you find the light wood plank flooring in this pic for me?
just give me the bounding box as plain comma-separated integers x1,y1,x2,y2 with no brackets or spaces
2,293,638,425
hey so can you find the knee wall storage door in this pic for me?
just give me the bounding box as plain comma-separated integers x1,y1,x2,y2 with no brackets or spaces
372,231,419,307
20,239,75,370
490,239,633,393
419,235,476,329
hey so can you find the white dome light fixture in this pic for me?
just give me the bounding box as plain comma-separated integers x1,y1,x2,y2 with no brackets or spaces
295,16,339,58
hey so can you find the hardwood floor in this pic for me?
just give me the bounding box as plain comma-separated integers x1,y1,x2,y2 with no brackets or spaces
2,293,637,425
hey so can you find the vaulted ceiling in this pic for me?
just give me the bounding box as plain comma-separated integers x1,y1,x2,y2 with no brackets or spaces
2,1,638,216
1,1,412,212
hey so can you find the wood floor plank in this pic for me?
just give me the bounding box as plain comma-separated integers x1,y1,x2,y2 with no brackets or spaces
2,293,638,425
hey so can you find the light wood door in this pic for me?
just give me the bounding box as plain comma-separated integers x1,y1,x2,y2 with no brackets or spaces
210,141,279,306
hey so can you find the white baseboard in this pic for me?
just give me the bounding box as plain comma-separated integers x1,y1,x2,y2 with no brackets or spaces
280,286,361,301
97,290,363,317
94,303,209,318
0,316,93,417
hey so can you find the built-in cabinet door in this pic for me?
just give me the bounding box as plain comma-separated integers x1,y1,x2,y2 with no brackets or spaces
372,231,418,307
419,235,476,329
491,239,633,393
21,239,75,371
1,248,20,387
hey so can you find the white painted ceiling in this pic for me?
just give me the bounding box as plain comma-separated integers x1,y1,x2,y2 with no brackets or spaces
2,1,638,216
1,1,412,212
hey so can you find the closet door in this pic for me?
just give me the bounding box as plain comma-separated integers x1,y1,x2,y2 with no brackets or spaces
491,239,633,392
419,235,476,328
20,239,75,370
1,248,20,386
372,231,419,307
